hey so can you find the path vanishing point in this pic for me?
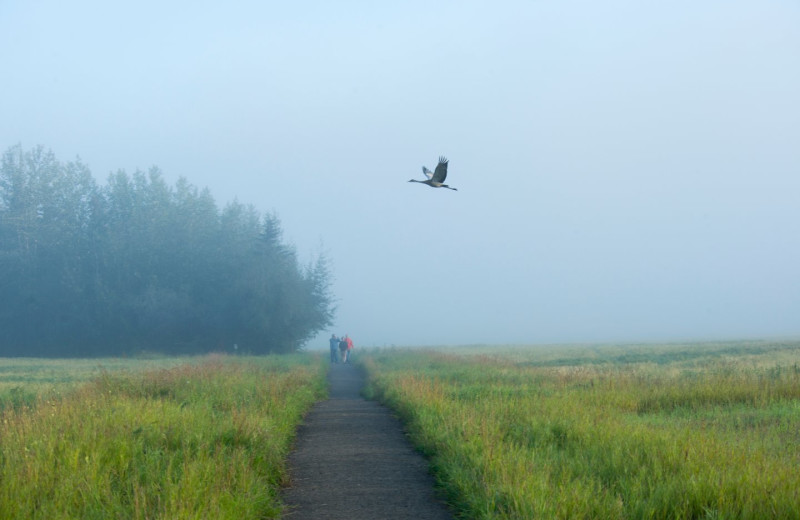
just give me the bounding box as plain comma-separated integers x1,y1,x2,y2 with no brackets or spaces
282,362,454,520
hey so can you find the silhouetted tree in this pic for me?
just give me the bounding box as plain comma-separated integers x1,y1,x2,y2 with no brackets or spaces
0,145,334,356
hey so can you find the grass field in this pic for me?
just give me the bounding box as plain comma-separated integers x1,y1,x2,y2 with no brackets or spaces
3,341,798,519
362,340,800,519
0,353,327,519
0,356,195,412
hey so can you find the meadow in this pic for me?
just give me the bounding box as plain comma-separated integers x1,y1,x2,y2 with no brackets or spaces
3,341,798,519
0,356,195,412
362,340,800,519
0,353,327,519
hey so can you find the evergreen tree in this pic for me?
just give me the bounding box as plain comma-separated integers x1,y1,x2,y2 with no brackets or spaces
0,145,334,356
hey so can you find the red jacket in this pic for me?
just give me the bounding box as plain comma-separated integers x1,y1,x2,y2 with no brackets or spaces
345,336,353,350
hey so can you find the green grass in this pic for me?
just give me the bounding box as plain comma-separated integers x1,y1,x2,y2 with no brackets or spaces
361,341,800,519
6,342,798,518
0,353,327,519
0,356,193,411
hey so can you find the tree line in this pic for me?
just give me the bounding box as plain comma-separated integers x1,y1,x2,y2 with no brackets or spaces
0,145,334,356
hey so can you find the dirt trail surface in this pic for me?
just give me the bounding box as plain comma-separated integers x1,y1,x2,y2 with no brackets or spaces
282,363,454,520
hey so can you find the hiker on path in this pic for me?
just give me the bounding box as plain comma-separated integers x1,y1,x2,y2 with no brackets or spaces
339,336,349,363
329,334,340,363
344,334,354,363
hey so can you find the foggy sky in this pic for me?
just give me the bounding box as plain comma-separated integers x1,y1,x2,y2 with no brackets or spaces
2,1,799,349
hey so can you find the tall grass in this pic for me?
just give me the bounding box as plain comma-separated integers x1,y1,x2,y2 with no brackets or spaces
0,353,327,519
0,356,193,411
362,341,800,519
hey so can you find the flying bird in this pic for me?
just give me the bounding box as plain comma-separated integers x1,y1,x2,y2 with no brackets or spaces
409,156,457,191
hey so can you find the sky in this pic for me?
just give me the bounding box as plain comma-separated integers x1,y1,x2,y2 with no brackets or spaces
2,1,799,349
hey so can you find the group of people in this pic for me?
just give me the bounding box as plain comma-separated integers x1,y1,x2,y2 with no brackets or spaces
329,334,353,363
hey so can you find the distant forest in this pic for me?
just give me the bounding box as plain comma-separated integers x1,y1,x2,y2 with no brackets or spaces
0,145,334,356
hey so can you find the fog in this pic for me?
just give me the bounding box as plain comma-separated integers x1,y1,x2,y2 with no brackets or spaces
2,1,799,348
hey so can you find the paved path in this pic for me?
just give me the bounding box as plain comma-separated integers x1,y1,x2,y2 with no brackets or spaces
282,363,454,520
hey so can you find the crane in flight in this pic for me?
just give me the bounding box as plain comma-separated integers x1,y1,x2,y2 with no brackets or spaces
409,156,457,191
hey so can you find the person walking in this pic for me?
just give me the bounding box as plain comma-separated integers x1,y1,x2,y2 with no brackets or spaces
329,334,340,363
339,336,349,363
344,334,354,363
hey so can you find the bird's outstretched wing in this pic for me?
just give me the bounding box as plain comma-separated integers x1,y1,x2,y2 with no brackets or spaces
421,166,433,179
432,156,449,182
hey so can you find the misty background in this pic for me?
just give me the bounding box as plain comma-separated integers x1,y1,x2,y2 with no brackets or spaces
2,1,798,349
